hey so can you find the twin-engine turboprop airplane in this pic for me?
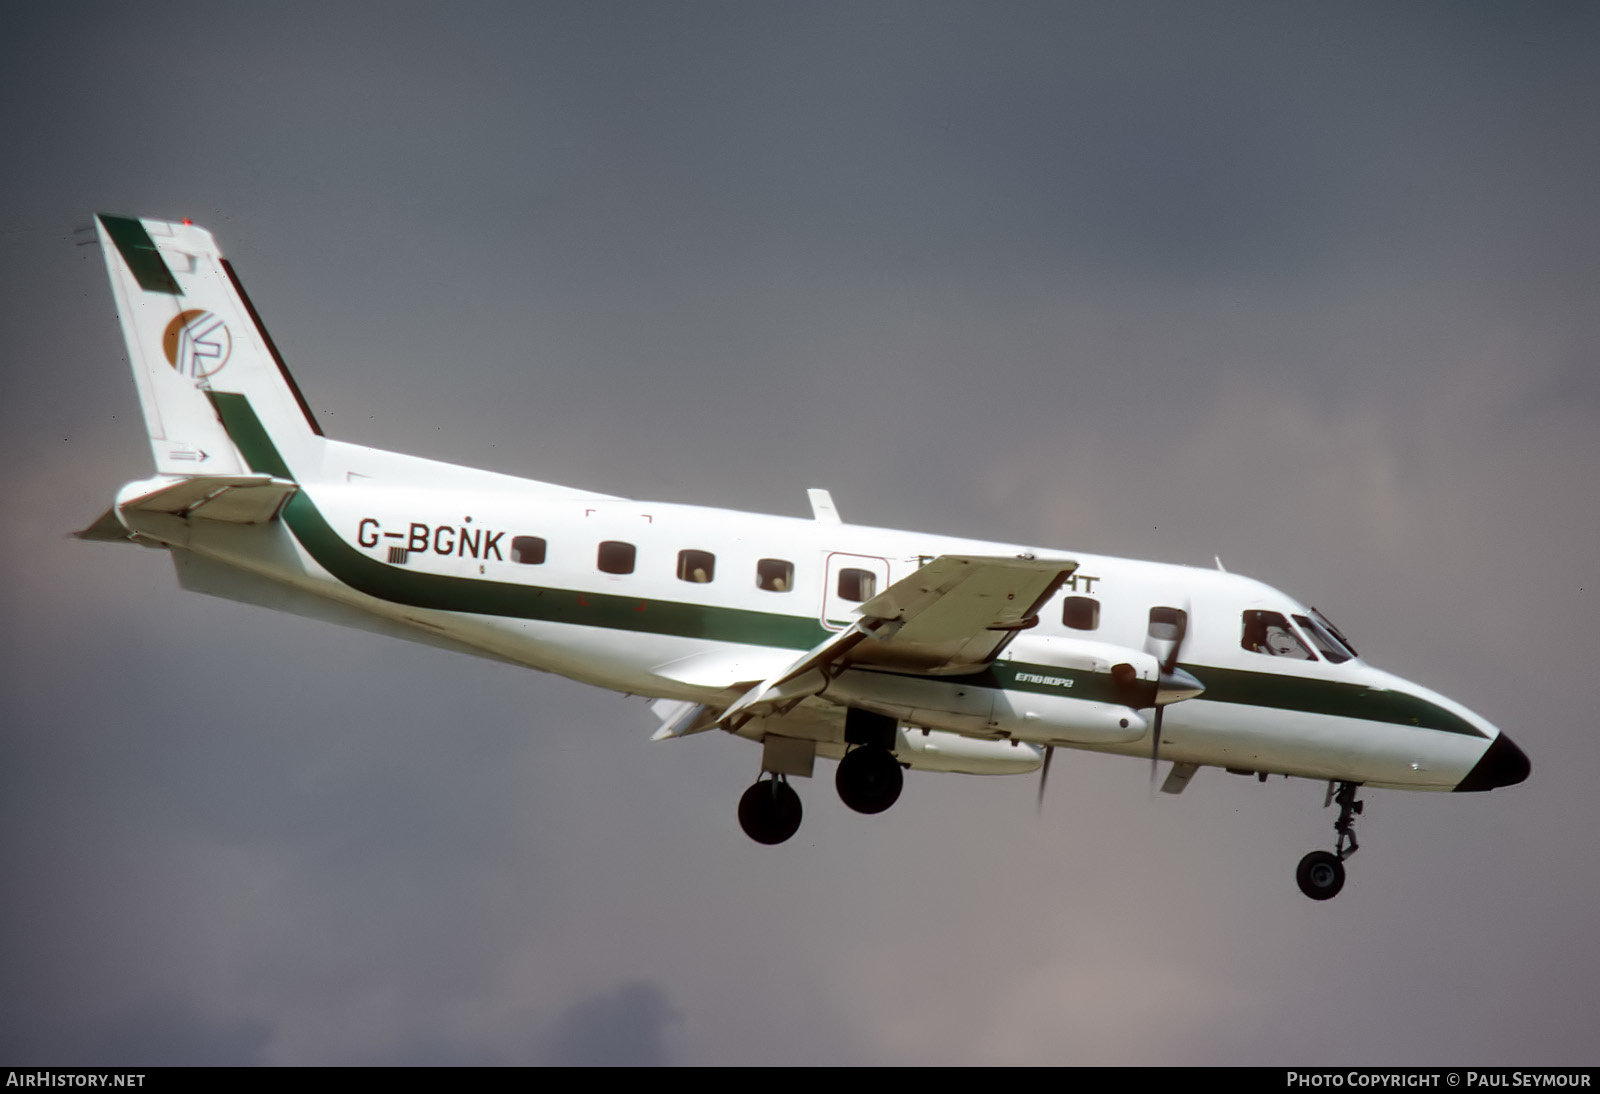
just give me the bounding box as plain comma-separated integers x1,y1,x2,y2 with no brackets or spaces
79,214,1530,901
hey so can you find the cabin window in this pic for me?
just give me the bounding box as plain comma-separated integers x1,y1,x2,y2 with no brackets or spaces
597,540,636,575
1294,614,1351,664
677,549,716,584
1148,606,1187,642
757,558,793,592
837,568,877,602
1241,610,1315,660
511,536,547,565
1063,596,1099,631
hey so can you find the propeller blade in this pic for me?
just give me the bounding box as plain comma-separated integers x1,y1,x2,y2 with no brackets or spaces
1037,745,1055,814
1160,609,1188,675
1145,601,1190,789
1149,706,1164,790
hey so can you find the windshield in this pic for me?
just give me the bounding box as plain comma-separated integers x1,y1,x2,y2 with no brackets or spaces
1294,614,1351,664
1308,607,1359,660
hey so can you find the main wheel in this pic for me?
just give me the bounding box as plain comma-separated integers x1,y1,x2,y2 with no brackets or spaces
835,746,904,815
1296,850,1346,901
738,778,802,845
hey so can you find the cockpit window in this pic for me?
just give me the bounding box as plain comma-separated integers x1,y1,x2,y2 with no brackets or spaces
1309,607,1358,659
1242,610,1316,660
1294,614,1351,664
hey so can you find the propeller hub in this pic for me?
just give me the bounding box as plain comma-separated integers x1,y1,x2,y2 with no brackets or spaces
1155,666,1205,706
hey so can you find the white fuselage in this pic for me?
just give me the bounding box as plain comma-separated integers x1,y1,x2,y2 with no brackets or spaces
130,431,1504,794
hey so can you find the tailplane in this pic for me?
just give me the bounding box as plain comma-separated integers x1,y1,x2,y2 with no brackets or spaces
95,214,325,480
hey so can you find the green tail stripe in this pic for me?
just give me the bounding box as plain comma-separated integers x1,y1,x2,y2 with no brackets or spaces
98,214,182,295
204,391,1484,736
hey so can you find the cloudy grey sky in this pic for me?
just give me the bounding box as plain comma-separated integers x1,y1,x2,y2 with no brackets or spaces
3,1,1597,1066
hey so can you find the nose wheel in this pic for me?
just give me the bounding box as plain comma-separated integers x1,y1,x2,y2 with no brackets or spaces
1296,781,1362,901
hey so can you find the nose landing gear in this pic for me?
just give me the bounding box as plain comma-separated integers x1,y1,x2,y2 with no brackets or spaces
1296,781,1363,901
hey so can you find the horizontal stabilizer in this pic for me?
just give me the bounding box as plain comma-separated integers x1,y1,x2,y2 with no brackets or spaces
74,507,135,542
118,474,298,524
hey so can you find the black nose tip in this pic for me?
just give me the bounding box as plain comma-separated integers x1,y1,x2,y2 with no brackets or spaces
1455,733,1531,792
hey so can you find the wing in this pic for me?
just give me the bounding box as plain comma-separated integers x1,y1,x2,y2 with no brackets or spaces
715,554,1075,728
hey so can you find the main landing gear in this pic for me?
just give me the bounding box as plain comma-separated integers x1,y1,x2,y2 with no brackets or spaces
1296,780,1363,901
738,776,802,845
834,707,903,815
835,745,903,814
736,708,907,844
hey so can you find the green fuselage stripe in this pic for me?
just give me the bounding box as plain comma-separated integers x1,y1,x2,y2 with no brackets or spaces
209,392,826,649
206,392,1484,738
1170,664,1481,736
99,214,182,295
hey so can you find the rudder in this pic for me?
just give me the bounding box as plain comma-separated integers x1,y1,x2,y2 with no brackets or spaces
96,214,324,481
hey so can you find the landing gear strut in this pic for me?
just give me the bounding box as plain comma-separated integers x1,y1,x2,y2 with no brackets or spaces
1296,780,1363,901
738,776,802,845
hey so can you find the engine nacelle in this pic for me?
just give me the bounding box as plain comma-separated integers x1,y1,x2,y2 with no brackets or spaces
827,632,1161,747
894,728,1044,775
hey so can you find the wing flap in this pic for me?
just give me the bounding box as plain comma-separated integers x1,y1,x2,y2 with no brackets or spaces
650,647,800,690
850,554,1077,673
710,555,1076,729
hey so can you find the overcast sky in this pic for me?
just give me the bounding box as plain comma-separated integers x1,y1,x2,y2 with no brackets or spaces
2,1,1597,1066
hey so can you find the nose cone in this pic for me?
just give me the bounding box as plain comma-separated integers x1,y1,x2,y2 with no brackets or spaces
1455,733,1531,792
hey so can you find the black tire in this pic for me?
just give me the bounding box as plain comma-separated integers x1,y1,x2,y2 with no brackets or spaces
738,778,802,845
1296,850,1346,901
835,746,904,815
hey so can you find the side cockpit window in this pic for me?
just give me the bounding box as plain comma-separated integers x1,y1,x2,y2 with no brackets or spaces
1242,610,1315,660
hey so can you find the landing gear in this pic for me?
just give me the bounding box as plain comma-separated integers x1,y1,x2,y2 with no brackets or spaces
835,746,903,814
1296,780,1363,901
1296,850,1345,900
738,776,802,845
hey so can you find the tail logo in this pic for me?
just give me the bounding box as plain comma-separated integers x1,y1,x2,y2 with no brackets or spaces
162,309,232,378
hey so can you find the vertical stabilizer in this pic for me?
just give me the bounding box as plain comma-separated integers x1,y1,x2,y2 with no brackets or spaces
96,214,325,481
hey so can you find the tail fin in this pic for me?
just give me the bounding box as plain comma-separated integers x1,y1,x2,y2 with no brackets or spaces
95,214,324,480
